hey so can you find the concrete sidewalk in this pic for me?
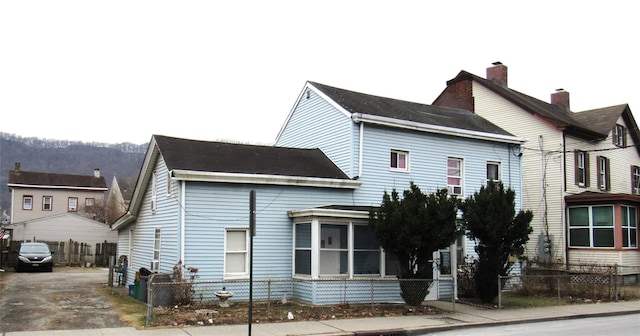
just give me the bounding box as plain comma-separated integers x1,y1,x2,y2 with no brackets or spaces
4,300,640,336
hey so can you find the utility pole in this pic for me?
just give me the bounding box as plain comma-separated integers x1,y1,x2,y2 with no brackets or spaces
248,190,256,336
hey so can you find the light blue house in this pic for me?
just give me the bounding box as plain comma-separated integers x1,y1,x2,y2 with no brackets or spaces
113,81,525,304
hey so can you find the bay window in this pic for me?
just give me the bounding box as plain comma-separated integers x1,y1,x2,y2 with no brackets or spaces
622,206,637,248
568,206,614,248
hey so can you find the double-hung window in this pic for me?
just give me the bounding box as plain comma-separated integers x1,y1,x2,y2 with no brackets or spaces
152,228,161,272
390,150,409,172
486,161,501,182
85,198,95,210
294,223,312,276
23,196,33,210
225,228,249,278
68,197,78,212
575,150,589,187
622,206,637,248
568,205,614,248
597,156,610,191
613,124,626,147
353,224,380,275
42,196,52,211
632,166,640,195
320,224,348,276
447,157,463,196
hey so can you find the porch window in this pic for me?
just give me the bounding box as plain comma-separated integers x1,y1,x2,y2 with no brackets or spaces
353,224,380,275
447,157,463,196
575,150,589,187
622,206,637,248
390,150,409,172
320,224,348,276
225,228,249,278
42,196,52,211
23,195,33,210
568,206,614,248
294,223,312,275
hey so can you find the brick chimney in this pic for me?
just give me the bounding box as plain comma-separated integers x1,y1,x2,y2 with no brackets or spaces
14,162,20,172
551,88,570,111
486,62,508,87
94,168,101,178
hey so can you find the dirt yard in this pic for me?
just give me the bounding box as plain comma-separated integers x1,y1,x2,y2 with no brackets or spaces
0,267,126,332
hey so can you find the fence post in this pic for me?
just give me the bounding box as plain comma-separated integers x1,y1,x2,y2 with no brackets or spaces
557,276,560,305
146,279,153,326
108,255,115,287
267,280,272,319
370,279,374,313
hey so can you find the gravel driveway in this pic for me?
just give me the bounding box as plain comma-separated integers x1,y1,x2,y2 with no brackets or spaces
0,267,126,332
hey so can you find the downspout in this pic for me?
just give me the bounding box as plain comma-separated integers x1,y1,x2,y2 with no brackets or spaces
181,180,186,264
358,122,364,178
562,131,569,269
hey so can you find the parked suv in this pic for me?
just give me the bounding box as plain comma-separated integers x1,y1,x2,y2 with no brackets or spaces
15,242,54,272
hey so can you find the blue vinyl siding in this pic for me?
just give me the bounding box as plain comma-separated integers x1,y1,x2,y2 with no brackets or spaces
182,182,354,281
354,124,522,207
276,89,355,176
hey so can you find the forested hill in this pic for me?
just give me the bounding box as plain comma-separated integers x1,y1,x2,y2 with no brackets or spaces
0,132,147,214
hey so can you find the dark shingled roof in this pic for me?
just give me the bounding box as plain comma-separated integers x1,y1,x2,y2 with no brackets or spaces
444,71,606,139
115,176,137,201
9,170,107,189
309,81,513,136
154,135,350,179
571,104,629,135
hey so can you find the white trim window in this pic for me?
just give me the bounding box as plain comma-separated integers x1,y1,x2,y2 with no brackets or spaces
166,171,173,196
575,150,589,187
23,195,33,210
225,228,249,279
390,150,409,172
613,124,626,147
353,224,380,276
151,170,157,213
447,157,463,196
486,161,501,182
568,205,614,248
622,206,637,248
42,196,53,211
68,197,78,212
597,156,610,191
152,228,161,272
294,223,312,276
320,224,349,276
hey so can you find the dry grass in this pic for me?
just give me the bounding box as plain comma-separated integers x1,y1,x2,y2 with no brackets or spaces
96,285,147,328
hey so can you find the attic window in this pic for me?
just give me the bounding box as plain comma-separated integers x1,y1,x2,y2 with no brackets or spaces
306,90,311,99
613,124,626,147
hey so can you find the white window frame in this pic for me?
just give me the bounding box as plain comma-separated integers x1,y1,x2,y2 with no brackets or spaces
632,166,640,195
151,170,157,213
166,171,173,197
390,149,409,172
447,157,463,196
294,223,312,276
486,161,501,182
597,156,610,191
152,228,161,272
68,197,78,212
614,124,626,147
622,206,637,248
22,195,33,210
224,228,249,279
42,196,52,211
577,151,587,186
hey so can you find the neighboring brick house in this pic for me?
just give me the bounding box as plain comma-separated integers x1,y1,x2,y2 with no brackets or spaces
7,163,108,224
433,63,640,282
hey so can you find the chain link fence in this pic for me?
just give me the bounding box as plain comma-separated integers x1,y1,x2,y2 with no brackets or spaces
143,277,454,327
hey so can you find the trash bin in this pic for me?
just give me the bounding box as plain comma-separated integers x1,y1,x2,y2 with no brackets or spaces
128,284,135,297
134,280,140,299
139,276,149,303
149,273,174,307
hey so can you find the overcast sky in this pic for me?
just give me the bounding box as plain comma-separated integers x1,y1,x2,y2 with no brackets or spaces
1,1,638,145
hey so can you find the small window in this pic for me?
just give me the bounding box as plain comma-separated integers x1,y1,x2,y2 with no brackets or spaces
597,156,610,191
575,150,589,187
225,229,249,278
85,198,95,209
632,166,640,195
390,150,409,171
447,157,463,196
42,196,53,211
486,161,501,182
151,171,157,213
166,171,172,196
613,124,626,147
23,196,33,210
152,228,161,272
68,197,78,212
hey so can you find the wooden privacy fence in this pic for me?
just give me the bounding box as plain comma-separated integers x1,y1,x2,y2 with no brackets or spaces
4,239,117,267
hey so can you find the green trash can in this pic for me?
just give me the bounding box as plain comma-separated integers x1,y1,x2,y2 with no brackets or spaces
134,280,140,300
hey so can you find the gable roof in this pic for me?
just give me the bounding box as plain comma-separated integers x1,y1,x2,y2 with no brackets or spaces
441,70,607,139
8,170,107,190
112,135,360,230
155,135,351,179
306,81,523,144
113,176,137,201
